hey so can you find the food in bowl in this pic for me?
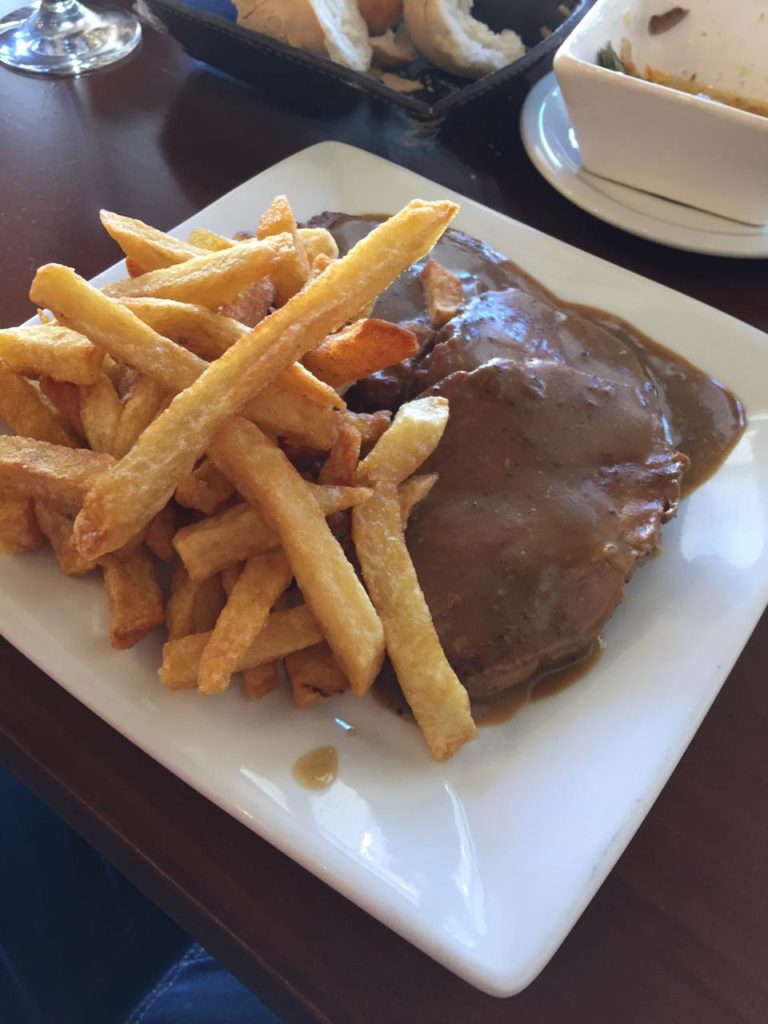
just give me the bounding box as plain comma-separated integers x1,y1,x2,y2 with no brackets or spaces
555,0,768,223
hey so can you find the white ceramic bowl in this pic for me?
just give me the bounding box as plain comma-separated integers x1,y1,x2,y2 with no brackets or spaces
553,0,768,225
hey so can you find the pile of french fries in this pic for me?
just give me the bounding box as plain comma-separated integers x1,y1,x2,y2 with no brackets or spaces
0,195,478,761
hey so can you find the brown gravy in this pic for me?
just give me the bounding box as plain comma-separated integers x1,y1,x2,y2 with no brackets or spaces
319,212,745,491
292,746,338,790
313,212,746,719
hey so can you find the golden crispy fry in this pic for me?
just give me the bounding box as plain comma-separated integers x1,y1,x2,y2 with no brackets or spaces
242,384,339,450
280,363,345,409
298,228,338,264
398,473,438,525
102,545,164,650
342,410,391,444
220,562,241,595
309,253,333,281
122,299,343,408
355,396,448,486
0,436,113,514
173,483,372,581
120,297,243,360
209,419,384,696
286,643,349,708
304,319,418,387
112,376,168,459
145,502,176,562
175,458,234,515
39,378,85,438
0,498,44,555
100,210,204,271
101,235,298,308
125,257,145,278
187,227,231,252
0,325,103,385
73,200,457,559
318,419,361,486
0,364,78,447
243,662,279,699
166,567,226,640
421,258,463,327
218,279,275,328
31,266,206,393
198,549,293,695
257,195,310,304
79,374,122,453
160,604,322,689
34,501,97,575
187,226,337,264
352,484,476,761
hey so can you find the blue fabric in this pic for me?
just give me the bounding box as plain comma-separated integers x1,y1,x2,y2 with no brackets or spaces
124,944,281,1024
0,768,279,1024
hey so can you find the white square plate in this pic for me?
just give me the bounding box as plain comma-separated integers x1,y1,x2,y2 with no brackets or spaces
2,142,767,997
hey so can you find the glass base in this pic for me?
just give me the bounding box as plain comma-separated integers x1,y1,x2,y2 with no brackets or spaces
0,0,141,74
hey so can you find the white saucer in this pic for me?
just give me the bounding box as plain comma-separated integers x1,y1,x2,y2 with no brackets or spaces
520,73,768,258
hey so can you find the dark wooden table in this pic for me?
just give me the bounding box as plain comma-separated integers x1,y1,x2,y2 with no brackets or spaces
1,13,766,1024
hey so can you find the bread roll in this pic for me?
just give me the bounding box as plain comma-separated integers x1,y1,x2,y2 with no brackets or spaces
370,25,417,68
234,0,372,72
357,0,403,35
403,0,525,79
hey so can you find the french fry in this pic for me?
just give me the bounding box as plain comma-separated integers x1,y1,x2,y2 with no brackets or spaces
286,643,349,708
39,378,85,438
0,436,113,514
102,234,299,308
421,258,463,327
122,298,344,408
241,384,339,450
166,566,226,640
31,265,206,393
120,297,244,360
73,200,458,559
187,227,231,252
112,376,167,458
304,319,418,387
0,325,103,385
309,253,333,281
172,482,372,580
256,195,310,303
318,419,361,486
0,498,44,554
34,501,97,575
299,227,338,264
218,279,275,328
0,364,78,447
79,374,122,453
355,397,448,486
198,549,293,695
187,226,338,264
102,545,164,650
398,473,438,525
209,419,384,696
174,458,234,515
243,662,279,699
125,257,145,278
160,604,322,689
343,410,391,445
220,562,241,595
100,210,204,271
352,484,476,761
145,502,176,562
